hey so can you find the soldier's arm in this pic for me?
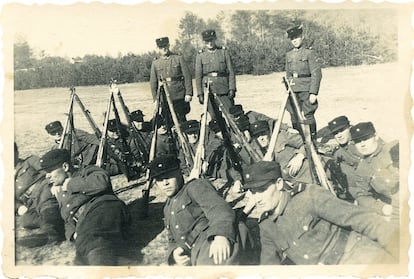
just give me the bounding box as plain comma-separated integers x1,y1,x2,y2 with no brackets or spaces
259,224,282,265
149,61,159,100
349,174,386,214
195,53,204,97
66,166,112,196
224,49,236,91
179,55,193,96
187,179,236,242
310,185,397,249
308,50,322,94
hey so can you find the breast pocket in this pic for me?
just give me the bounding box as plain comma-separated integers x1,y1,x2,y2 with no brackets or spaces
171,64,182,77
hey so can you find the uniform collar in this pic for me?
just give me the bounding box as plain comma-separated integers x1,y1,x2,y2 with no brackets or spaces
365,138,385,161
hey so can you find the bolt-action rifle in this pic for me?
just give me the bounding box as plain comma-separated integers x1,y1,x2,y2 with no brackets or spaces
212,93,262,163
115,84,149,166
209,91,244,179
141,89,162,217
188,80,210,180
160,80,194,169
282,76,335,195
262,89,291,161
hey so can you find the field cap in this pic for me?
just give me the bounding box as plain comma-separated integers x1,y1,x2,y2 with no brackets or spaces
202,29,216,42
350,122,376,143
181,120,200,135
107,119,118,132
40,149,71,172
149,154,181,179
328,116,350,134
229,105,244,118
286,25,303,39
208,119,221,133
250,120,270,137
130,110,144,122
243,161,282,190
236,114,250,131
45,121,63,136
156,37,169,48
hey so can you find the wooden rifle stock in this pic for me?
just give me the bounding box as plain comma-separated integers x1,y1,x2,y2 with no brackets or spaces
282,77,335,195
116,90,149,163
189,80,210,180
209,92,244,177
141,90,161,217
263,91,290,161
213,94,262,163
96,90,113,168
160,81,194,169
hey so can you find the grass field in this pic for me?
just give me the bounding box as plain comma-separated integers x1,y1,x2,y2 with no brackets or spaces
12,62,409,266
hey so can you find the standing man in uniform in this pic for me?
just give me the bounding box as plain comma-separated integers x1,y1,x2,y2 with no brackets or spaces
150,37,193,123
241,161,398,265
149,154,239,266
195,29,236,112
349,122,399,219
285,25,322,141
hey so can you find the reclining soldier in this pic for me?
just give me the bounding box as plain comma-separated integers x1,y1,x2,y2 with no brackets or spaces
15,143,65,247
241,161,398,265
39,149,130,265
149,154,239,266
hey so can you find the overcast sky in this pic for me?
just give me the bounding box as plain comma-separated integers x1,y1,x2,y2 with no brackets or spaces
1,2,228,58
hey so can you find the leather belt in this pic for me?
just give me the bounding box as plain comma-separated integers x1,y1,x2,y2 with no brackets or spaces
205,72,228,78
164,76,184,82
293,73,311,78
183,218,209,251
72,203,87,224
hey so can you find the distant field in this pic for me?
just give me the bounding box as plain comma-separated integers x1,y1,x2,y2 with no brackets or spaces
15,62,407,159
12,62,410,266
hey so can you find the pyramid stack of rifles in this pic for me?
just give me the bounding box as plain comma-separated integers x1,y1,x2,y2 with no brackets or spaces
15,26,400,266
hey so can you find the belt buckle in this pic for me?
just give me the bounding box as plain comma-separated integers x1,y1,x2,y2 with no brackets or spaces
211,72,218,77
293,72,298,78
165,77,172,82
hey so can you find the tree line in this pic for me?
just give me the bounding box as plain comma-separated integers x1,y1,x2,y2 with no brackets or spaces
14,9,397,90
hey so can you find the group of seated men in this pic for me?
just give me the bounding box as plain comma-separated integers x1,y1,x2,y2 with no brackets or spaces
15,99,400,266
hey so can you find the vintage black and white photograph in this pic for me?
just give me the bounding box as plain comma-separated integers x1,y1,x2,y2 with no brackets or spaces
1,1,412,278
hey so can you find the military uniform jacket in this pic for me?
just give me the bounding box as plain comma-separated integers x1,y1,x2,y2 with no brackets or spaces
195,47,236,96
259,184,396,265
54,165,118,240
164,178,236,263
150,53,193,101
15,156,56,213
285,46,322,94
252,128,312,183
350,139,399,214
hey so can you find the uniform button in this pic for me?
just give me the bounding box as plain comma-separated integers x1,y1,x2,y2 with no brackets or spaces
18,186,22,189
166,225,170,229
69,211,73,215
82,191,86,194
16,179,19,182
62,194,65,197
66,204,70,208
304,254,309,259
180,236,185,240
303,225,308,231
357,236,361,241
182,205,185,209
175,225,179,229
293,241,297,246
171,211,174,215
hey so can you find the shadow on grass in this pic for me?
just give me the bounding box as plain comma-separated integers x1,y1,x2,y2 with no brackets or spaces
118,197,166,265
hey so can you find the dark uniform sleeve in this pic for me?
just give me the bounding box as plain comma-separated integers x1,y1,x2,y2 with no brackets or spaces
308,50,322,95
224,49,236,92
195,53,203,97
187,179,236,242
180,55,193,97
260,225,282,265
149,60,159,101
349,174,386,215
309,185,396,249
67,166,112,196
